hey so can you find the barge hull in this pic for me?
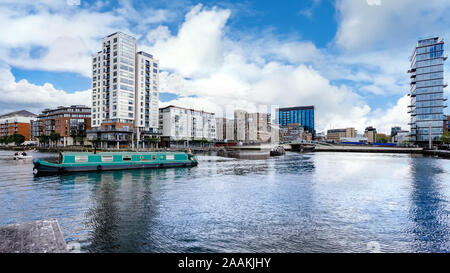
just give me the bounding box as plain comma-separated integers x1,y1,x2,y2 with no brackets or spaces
33,161,198,176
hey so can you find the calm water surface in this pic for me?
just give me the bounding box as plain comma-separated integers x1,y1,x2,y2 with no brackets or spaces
0,150,449,253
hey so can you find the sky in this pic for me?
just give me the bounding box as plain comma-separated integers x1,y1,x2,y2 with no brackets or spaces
0,0,449,134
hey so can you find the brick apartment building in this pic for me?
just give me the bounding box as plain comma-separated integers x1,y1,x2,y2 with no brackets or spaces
35,105,91,146
0,110,36,141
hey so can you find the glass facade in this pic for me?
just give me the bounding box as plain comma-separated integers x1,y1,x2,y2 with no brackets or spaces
278,106,315,134
408,37,447,142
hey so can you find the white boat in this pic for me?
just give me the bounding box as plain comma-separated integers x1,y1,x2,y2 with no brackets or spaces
13,153,33,160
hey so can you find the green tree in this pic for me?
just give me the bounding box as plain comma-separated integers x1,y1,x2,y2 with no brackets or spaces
49,132,61,147
376,133,389,143
441,132,450,144
7,134,25,145
39,135,48,147
0,136,9,144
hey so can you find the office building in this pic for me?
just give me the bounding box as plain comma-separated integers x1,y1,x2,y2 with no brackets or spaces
444,115,450,133
364,126,377,143
326,128,356,142
0,110,36,141
408,36,447,143
277,106,315,136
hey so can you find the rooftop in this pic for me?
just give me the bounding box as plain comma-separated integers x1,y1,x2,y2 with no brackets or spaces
0,110,36,118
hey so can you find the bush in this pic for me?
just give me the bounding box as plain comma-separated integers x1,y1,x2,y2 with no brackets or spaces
441,132,450,144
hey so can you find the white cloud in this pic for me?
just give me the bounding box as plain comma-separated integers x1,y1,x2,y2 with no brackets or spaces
142,5,374,133
2,1,447,135
143,4,231,78
0,63,90,115
0,1,174,77
335,0,450,52
368,95,410,134
366,0,381,6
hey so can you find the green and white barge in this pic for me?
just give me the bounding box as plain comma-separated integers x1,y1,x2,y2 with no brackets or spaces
33,151,198,176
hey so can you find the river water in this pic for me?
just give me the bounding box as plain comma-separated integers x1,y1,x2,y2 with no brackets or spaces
0,150,449,253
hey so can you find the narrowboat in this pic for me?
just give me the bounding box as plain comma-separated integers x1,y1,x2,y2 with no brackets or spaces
32,151,198,176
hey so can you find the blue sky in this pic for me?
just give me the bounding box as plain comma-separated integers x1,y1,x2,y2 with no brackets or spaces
0,0,449,134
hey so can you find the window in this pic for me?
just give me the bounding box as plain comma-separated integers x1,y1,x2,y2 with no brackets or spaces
102,156,113,162
75,156,89,162
123,155,132,161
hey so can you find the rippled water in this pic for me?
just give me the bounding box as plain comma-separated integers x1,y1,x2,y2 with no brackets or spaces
0,150,449,253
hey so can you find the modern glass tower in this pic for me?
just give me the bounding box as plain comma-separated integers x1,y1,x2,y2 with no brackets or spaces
408,37,447,143
277,106,315,135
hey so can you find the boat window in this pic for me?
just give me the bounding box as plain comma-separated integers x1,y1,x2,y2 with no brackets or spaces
75,156,89,162
123,155,132,161
102,156,113,162
151,155,156,160
166,154,174,160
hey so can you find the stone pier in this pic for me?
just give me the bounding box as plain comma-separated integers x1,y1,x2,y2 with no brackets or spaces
0,219,67,253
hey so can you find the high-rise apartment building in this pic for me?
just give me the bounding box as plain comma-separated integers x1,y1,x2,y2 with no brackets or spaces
91,32,137,128
135,51,159,132
90,32,160,148
408,36,447,143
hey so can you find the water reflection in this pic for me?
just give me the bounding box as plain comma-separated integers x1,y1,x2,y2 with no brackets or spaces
0,150,449,253
80,169,162,252
408,156,449,252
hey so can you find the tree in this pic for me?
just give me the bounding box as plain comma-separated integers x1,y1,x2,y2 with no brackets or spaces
39,135,48,147
49,132,61,147
7,134,25,145
441,132,450,144
376,133,389,143
0,136,9,144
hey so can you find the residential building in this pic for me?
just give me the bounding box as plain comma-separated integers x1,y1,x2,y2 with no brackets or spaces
408,36,447,143
277,106,315,136
364,126,377,143
215,117,227,141
220,110,271,143
326,128,356,142
225,119,235,141
89,32,160,148
135,51,159,132
30,119,43,141
37,105,91,146
159,105,216,144
0,110,36,141
257,112,271,142
234,110,248,142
